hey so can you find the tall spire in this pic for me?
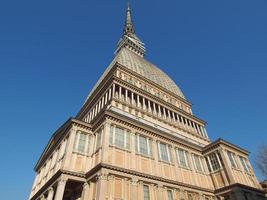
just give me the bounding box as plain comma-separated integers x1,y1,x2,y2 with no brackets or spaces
115,3,146,57
124,3,135,35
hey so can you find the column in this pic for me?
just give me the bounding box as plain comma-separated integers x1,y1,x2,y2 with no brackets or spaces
54,177,67,200
95,173,108,200
142,97,146,110
81,182,90,200
200,126,205,137
153,102,156,115
125,89,128,103
119,86,122,99
148,100,151,112
112,84,115,98
219,148,235,184
47,187,54,200
157,184,164,200
203,127,208,138
196,124,201,136
158,105,162,117
104,92,108,105
131,177,138,200
131,91,134,105
40,194,45,200
137,95,140,108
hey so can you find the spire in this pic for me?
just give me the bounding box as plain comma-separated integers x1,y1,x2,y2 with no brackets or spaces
115,3,146,57
124,3,135,35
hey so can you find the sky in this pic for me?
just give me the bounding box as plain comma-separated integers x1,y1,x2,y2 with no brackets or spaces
0,0,267,199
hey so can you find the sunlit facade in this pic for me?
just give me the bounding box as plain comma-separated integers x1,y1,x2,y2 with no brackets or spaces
29,5,266,200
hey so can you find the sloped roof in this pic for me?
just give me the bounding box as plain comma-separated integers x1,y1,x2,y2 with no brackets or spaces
85,48,185,103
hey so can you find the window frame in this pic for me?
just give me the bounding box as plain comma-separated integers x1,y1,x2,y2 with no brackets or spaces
73,131,90,155
176,148,190,168
135,133,153,157
227,150,238,169
192,154,204,172
109,124,130,150
143,185,150,200
167,190,174,200
157,142,172,163
239,156,250,173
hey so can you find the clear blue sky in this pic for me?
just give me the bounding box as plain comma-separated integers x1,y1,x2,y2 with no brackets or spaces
0,1,266,199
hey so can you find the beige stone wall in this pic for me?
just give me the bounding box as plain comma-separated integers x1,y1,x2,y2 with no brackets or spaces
84,172,215,200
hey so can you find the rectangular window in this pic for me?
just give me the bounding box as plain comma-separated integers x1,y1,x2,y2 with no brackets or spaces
206,152,222,172
239,156,249,173
109,125,130,150
74,131,90,154
176,148,189,168
135,134,153,157
158,142,172,162
227,151,237,168
193,154,203,172
143,185,150,200
167,190,173,200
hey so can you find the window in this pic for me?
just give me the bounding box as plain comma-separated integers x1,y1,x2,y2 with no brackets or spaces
109,125,130,149
206,152,222,172
167,190,173,200
176,148,189,168
158,142,172,162
193,154,203,172
74,131,90,154
227,151,237,168
135,134,153,157
239,156,249,173
95,128,102,150
143,185,150,200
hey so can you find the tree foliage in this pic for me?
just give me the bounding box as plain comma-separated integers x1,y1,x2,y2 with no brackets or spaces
255,144,267,179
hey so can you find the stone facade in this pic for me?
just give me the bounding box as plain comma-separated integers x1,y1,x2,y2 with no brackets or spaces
29,5,266,200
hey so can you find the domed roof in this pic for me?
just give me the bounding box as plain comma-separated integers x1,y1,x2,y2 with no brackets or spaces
85,48,185,102
116,48,185,98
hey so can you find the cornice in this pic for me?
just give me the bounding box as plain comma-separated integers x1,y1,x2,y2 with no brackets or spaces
34,118,92,171
85,163,214,194
214,183,265,195
104,109,205,152
202,138,249,155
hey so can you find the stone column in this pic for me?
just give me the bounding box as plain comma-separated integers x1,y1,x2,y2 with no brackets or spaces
148,100,152,112
40,194,46,200
46,187,54,200
157,184,164,200
131,177,139,200
112,84,115,98
142,97,146,110
54,177,67,200
137,95,140,108
119,86,122,99
95,173,108,200
81,182,90,200
125,89,128,103
219,148,235,184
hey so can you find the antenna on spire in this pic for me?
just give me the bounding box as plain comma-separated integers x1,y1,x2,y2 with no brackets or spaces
124,2,135,35
115,2,146,57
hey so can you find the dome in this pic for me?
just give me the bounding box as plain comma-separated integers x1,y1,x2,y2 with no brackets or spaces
116,48,185,98
86,48,185,102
